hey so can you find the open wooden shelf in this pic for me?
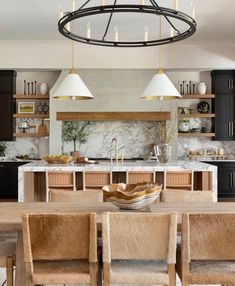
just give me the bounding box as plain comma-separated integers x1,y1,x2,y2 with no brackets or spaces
178,132,215,137
13,114,49,119
180,94,215,99
13,94,49,99
179,113,215,118
13,133,49,138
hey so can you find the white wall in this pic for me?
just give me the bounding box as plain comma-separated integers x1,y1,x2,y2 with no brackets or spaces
0,40,234,70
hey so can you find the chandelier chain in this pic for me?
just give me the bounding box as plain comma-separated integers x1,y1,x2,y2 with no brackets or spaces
150,0,180,34
102,0,118,41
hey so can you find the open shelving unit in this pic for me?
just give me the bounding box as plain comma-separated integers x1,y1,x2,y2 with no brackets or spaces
178,94,215,138
13,94,49,138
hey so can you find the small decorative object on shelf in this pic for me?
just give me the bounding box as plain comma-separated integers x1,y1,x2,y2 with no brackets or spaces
198,82,207,95
39,82,48,95
178,80,197,95
36,102,43,114
34,81,37,95
24,80,26,95
18,102,35,114
37,120,48,136
178,119,190,132
42,102,49,114
197,101,210,113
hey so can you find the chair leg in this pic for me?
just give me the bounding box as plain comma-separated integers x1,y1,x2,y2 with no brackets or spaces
168,264,176,286
103,263,110,286
6,256,14,286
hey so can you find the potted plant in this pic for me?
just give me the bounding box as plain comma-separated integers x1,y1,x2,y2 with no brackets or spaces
62,121,90,159
0,142,7,157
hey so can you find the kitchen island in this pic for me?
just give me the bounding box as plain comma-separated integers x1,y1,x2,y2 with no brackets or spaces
18,160,217,202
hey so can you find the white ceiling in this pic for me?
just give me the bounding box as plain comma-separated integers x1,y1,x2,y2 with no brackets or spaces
0,0,235,45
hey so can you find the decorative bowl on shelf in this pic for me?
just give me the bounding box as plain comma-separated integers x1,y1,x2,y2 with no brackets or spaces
102,183,162,210
43,155,73,164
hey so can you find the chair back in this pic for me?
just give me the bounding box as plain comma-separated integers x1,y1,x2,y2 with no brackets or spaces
161,190,214,203
183,213,235,260
49,189,103,203
103,212,177,263
22,213,97,263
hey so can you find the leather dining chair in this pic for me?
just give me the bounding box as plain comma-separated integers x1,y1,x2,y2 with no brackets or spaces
160,190,214,203
22,213,98,286
49,189,103,203
102,212,178,286
177,213,235,286
0,237,16,286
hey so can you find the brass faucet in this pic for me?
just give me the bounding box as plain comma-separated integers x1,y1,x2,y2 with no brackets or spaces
111,138,123,165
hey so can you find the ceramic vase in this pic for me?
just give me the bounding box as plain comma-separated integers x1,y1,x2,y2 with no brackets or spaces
39,83,48,95
198,82,207,95
178,120,190,132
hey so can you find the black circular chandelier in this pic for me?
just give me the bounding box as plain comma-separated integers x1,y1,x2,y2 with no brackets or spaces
58,0,197,48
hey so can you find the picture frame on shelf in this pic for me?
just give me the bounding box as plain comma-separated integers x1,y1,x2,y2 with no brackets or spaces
18,102,35,114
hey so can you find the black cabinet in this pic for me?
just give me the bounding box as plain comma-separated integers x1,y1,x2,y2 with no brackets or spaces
211,70,234,94
205,162,235,199
213,93,235,140
212,70,235,141
0,70,16,141
0,161,27,200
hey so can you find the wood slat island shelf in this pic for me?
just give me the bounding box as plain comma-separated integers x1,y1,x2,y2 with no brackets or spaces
180,94,215,99
18,160,217,202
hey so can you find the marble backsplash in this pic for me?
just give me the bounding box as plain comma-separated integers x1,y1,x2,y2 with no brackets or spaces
1,138,49,159
62,120,168,159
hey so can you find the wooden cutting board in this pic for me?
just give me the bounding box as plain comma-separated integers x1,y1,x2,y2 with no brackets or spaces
37,120,48,136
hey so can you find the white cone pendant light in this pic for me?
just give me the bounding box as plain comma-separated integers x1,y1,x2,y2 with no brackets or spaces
53,69,93,100
140,69,181,100
54,2,93,100
141,16,181,100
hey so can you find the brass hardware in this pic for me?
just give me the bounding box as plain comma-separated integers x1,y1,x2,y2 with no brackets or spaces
232,121,234,136
228,121,231,136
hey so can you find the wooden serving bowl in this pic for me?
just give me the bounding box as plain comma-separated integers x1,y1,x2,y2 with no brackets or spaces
43,155,73,164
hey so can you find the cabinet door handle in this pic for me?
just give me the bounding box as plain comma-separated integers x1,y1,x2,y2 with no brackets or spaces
229,79,231,89
228,121,231,136
232,121,234,136
232,79,234,89
0,165,4,168
230,173,233,187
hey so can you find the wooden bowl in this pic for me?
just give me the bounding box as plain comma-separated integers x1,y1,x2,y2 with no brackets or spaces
43,155,73,164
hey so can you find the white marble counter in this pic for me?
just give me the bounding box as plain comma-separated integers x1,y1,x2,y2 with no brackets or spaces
19,160,217,172
18,160,217,202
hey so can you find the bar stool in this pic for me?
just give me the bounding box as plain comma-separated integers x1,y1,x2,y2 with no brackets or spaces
160,190,214,203
49,189,103,203
45,171,76,201
22,213,97,286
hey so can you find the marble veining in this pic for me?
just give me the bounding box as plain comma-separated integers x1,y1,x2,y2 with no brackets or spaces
62,121,167,159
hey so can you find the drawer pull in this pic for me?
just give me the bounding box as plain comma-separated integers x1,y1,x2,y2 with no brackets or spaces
0,165,4,168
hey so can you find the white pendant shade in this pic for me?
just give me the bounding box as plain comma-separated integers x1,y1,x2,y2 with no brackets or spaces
140,69,181,100
53,71,93,100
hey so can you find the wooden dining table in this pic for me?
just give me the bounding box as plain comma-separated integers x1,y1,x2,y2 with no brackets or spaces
1,201,235,285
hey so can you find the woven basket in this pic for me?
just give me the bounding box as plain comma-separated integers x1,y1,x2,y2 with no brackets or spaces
43,155,73,164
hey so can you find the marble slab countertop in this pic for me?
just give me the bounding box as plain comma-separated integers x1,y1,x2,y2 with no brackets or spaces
19,160,217,172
